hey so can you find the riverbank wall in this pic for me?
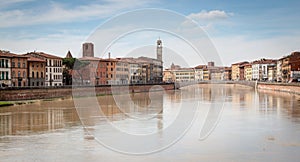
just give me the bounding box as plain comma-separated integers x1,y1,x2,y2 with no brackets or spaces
257,82,300,95
0,84,175,101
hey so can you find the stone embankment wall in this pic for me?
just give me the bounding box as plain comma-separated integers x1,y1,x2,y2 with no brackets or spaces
257,83,300,95
0,84,175,101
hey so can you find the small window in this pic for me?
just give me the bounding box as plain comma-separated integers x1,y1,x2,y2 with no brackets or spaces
18,62,20,68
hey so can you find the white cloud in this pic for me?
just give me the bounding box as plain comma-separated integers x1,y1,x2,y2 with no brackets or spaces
187,10,233,22
0,0,155,28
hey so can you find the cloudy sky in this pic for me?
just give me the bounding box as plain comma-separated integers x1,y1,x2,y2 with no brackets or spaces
1,0,300,67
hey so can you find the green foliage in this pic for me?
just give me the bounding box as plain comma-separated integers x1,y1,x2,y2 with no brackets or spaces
0,101,14,107
62,58,76,69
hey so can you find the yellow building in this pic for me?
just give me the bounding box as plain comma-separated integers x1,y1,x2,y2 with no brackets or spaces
163,70,175,83
231,61,248,81
203,68,210,81
244,64,252,81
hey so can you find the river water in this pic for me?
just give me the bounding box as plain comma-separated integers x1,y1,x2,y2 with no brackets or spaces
1,84,300,161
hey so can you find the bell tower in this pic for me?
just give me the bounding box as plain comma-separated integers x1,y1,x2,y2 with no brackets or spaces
156,39,162,61
82,42,94,57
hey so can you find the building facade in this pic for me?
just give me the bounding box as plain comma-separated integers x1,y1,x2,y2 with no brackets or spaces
11,55,28,87
223,67,232,81
231,61,248,81
25,52,63,86
27,57,46,87
0,51,12,87
244,64,252,81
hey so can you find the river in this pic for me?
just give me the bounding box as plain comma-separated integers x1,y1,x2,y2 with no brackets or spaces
0,84,300,161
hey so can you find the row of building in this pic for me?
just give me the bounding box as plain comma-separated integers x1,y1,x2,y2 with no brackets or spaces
0,51,63,87
163,52,300,83
0,40,163,87
72,40,163,85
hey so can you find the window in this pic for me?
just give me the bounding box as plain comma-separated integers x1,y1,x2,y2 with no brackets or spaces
23,63,25,68
46,59,48,66
46,68,47,72
32,63,34,68
5,60,8,68
37,81,39,86
1,72,4,80
0,59,3,67
50,68,51,72
6,72,8,80
41,72,43,78
18,71,21,77
32,82,34,86
32,71,34,78
41,63,43,67
23,71,26,78
36,72,39,78
12,71,15,77
37,63,39,68
18,62,20,68
11,62,15,67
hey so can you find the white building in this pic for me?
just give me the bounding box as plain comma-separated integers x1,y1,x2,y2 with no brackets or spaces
0,51,12,87
252,63,260,81
115,59,129,85
173,68,195,82
252,59,276,81
194,68,204,82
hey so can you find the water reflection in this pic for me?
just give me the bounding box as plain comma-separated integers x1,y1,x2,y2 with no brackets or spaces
0,99,79,136
0,84,299,137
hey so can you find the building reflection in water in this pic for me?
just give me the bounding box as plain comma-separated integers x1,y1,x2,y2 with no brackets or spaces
0,108,78,136
0,99,79,136
1,84,299,137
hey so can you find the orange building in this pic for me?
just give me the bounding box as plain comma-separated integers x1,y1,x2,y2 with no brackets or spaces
11,55,28,87
27,56,46,87
97,59,107,85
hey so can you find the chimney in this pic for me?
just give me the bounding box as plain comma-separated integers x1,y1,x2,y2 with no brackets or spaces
108,52,111,59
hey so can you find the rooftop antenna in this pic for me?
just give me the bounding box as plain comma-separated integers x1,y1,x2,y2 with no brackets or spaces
108,52,111,59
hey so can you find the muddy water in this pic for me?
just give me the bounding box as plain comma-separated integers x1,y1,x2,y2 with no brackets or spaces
0,84,300,161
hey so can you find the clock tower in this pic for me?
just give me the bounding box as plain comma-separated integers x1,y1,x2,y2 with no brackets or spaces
156,39,162,61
